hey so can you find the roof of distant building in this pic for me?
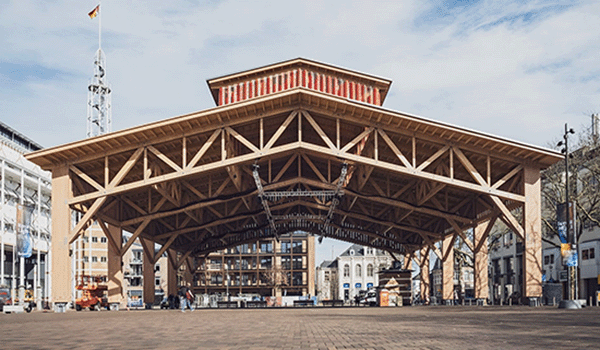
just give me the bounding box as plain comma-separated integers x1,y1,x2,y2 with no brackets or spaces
0,121,43,153
319,260,338,268
339,244,388,257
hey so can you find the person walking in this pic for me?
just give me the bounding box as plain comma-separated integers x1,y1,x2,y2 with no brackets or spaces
179,284,195,312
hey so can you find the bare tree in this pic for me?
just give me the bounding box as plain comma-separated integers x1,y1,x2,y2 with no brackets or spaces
542,124,600,245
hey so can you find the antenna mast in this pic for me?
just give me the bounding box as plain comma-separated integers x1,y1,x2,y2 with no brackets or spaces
87,1,112,138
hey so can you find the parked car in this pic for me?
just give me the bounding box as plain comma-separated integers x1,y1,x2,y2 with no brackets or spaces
360,289,378,307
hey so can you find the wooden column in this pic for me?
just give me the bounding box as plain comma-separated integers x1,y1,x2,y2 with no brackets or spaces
419,247,430,302
523,165,542,298
50,165,72,306
474,223,489,302
442,235,454,302
107,224,124,305
402,253,412,270
307,236,315,297
167,249,177,296
183,257,193,287
141,238,155,308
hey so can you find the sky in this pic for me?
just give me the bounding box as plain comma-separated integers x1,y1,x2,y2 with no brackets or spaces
2,0,599,264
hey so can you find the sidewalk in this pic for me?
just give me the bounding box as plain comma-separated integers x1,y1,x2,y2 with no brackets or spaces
1,306,598,349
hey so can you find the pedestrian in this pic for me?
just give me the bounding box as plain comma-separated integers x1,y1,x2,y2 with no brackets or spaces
179,284,195,312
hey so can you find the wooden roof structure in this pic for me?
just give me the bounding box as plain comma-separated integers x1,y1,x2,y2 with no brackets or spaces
27,58,562,302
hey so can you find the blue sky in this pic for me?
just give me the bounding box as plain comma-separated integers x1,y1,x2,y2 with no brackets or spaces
1,0,599,263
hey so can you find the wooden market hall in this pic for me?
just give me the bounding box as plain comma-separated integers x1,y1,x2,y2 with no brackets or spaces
26,58,562,308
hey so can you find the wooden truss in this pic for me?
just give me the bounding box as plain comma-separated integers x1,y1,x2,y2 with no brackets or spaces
46,101,550,258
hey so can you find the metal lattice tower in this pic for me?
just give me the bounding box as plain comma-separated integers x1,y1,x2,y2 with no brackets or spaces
86,48,112,138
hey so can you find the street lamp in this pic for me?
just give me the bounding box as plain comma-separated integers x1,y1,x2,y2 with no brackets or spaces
557,124,579,309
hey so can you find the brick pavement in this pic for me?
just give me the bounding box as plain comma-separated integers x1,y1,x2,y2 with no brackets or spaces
1,306,599,349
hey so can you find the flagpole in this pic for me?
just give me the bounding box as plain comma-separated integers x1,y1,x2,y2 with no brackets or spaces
98,1,102,50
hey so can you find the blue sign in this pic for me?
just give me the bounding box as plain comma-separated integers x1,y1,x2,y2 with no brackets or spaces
566,251,578,267
343,283,350,288
367,283,373,288
355,283,361,288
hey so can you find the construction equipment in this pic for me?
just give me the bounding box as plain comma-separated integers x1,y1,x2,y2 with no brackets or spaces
75,276,108,311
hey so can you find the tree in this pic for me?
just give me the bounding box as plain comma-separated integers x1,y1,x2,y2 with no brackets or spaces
541,124,600,245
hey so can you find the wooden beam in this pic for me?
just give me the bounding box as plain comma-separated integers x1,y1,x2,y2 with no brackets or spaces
301,111,336,150
70,165,103,191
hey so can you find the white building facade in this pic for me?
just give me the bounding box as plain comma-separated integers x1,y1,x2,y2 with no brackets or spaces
336,245,391,302
315,260,337,301
0,122,51,307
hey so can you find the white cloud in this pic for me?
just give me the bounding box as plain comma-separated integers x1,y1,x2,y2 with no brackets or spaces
1,0,599,150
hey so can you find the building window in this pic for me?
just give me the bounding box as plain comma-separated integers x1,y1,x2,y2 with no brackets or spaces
367,264,373,277
155,278,160,286
544,256,549,265
92,236,98,243
324,271,329,282
590,248,595,259
83,256,89,263
100,256,107,263
343,264,350,277
260,241,273,253
356,264,362,277
101,237,107,243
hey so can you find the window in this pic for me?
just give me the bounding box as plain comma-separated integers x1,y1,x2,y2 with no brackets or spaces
292,256,302,270
544,256,549,265
100,237,107,243
260,257,272,269
92,236,98,243
367,264,374,277
155,265,160,272
343,264,350,277
100,256,107,263
582,250,589,260
550,255,554,264
260,241,273,253
155,278,160,286
324,271,330,282
83,256,89,263
91,256,97,263
356,264,362,277
590,248,595,259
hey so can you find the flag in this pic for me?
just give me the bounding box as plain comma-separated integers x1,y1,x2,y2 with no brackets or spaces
16,204,33,259
88,5,99,19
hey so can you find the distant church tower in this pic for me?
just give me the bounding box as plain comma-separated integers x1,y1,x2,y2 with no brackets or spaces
86,4,111,138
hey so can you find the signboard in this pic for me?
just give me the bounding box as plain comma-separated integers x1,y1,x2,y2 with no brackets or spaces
343,283,350,289
559,270,568,282
355,283,361,289
16,204,33,258
557,202,577,266
367,283,373,289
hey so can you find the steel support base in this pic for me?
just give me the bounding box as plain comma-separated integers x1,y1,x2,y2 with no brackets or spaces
558,300,581,309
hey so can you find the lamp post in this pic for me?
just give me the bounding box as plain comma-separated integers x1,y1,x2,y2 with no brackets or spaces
557,123,577,302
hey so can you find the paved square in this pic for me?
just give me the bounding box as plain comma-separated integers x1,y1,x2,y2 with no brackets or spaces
1,306,598,349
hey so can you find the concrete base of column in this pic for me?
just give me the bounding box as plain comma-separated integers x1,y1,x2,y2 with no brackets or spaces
557,299,581,309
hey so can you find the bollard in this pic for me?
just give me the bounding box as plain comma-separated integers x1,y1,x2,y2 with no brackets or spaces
509,298,512,306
